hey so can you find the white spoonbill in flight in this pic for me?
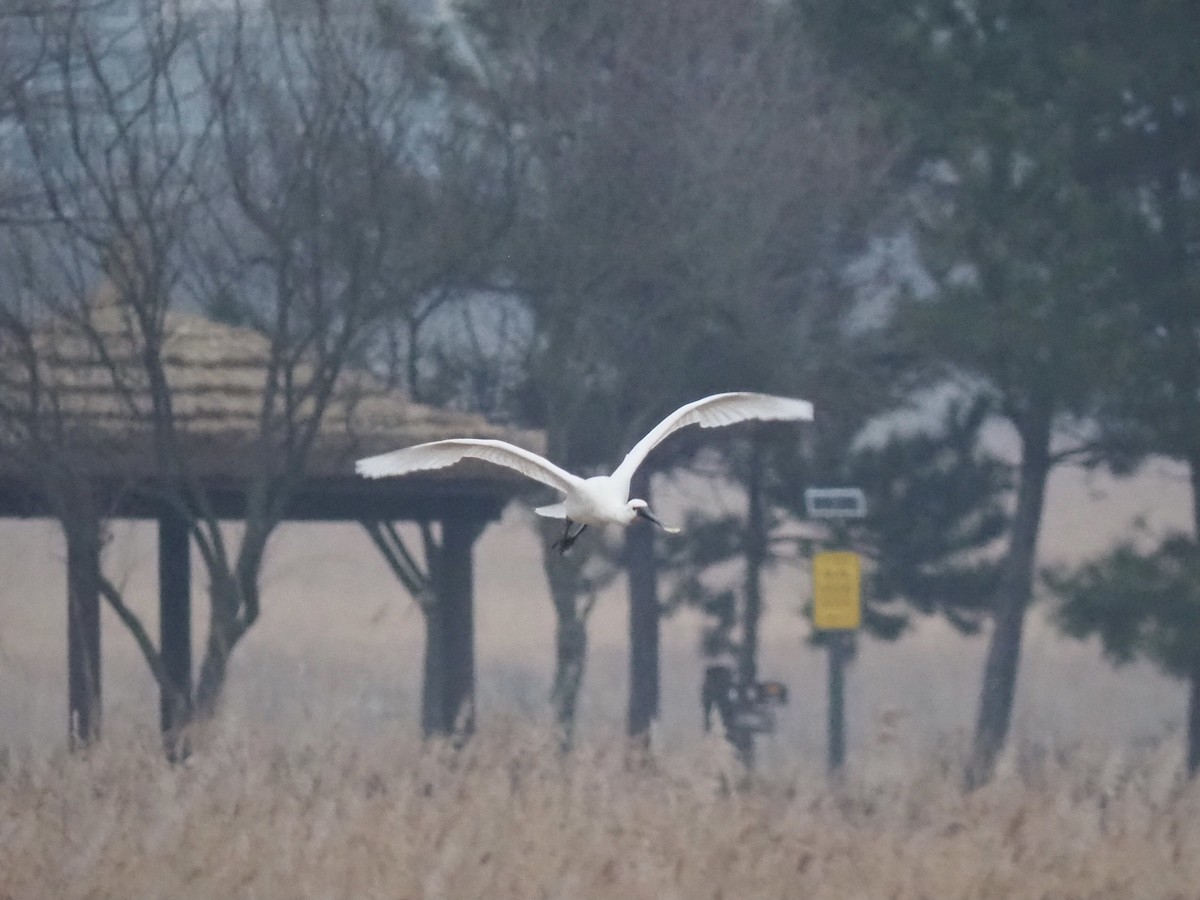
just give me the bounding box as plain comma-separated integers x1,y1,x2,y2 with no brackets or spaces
356,391,813,553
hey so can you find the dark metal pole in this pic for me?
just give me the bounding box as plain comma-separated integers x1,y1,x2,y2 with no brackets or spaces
827,631,848,775
808,498,867,780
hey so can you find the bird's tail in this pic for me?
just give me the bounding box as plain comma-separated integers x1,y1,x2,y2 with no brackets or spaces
535,503,566,519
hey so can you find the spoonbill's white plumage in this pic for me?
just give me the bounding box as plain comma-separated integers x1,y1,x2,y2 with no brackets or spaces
356,391,813,552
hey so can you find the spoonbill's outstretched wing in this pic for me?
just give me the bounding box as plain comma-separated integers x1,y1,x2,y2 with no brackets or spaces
611,392,814,490
356,439,584,496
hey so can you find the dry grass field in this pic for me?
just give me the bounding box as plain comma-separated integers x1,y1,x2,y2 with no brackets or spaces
2,462,1196,897
1,720,1197,900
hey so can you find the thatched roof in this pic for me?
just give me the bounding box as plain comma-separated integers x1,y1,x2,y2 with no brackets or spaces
0,295,543,498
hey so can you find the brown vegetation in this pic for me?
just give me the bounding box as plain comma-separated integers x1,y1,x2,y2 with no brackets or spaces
1,721,1196,899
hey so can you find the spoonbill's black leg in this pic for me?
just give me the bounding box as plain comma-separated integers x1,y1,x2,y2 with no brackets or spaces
551,519,588,554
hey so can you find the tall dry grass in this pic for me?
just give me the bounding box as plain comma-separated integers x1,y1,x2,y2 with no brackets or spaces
1,719,1197,899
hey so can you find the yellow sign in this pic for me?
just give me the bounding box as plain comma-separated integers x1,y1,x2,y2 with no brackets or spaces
812,551,861,630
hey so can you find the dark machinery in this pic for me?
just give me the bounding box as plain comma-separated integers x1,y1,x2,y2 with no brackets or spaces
702,664,788,741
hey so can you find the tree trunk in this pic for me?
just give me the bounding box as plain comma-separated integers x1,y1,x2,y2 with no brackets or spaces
191,518,273,723
193,571,243,721
967,413,1052,789
1187,657,1200,778
626,469,660,744
1187,451,1200,776
539,516,591,749
740,439,766,685
1190,448,1200,559
734,440,767,766
552,607,588,748
193,624,233,722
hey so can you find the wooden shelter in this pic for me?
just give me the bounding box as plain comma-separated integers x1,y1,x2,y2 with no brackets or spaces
0,297,543,746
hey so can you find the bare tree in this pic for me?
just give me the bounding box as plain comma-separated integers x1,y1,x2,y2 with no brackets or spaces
1,0,216,744
455,0,887,745
0,0,456,739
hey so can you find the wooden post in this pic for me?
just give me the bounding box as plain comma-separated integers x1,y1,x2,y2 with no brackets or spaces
420,599,449,737
437,515,484,738
158,508,192,757
361,503,498,740
66,516,102,748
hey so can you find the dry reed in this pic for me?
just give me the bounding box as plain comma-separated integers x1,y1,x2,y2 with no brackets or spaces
1,719,1197,899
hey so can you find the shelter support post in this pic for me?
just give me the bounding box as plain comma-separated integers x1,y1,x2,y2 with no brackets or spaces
435,514,487,738
67,514,102,748
361,504,497,740
158,508,192,757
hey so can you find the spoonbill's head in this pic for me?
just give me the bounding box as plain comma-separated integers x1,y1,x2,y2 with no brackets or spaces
628,499,681,534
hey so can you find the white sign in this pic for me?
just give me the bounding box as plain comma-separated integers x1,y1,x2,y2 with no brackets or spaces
804,487,867,519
